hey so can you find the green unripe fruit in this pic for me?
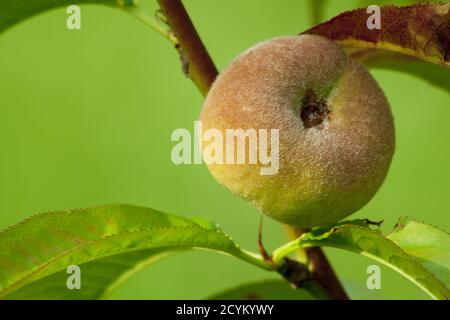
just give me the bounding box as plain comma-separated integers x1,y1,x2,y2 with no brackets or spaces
200,35,395,227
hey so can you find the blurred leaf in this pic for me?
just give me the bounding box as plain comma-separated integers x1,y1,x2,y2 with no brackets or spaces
298,219,450,300
303,3,450,68
0,204,262,299
3,248,177,300
348,48,450,92
308,0,328,25
0,0,136,34
343,280,386,300
387,217,450,289
208,279,316,300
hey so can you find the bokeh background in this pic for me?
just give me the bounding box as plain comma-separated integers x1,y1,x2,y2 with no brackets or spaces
0,0,448,299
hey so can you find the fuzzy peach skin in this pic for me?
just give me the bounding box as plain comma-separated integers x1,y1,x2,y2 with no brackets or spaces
200,35,395,227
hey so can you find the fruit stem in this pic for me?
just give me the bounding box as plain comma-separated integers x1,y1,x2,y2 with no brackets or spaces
272,235,303,265
155,0,349,300
157,0,218,96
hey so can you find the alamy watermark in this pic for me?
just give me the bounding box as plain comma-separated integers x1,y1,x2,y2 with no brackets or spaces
66,265,81,290
171,121,279,175
367,5,381,30
66,5,81,30
366,264,381,290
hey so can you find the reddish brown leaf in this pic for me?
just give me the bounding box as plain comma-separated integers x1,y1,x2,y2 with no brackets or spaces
303,3,450,68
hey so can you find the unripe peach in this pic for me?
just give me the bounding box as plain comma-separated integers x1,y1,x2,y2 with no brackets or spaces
200,35,395,227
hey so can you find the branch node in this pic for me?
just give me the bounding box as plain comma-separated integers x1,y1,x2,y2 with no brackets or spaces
277,257,311,289
175,44,190,77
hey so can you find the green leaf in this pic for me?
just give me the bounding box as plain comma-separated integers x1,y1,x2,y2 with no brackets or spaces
208,279,316,300
0,0,136,35
0,204,268,299
387,217,450,289
274,219,450,300
3,248,178,300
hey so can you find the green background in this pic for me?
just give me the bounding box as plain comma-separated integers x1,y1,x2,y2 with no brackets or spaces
0,0,448,299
